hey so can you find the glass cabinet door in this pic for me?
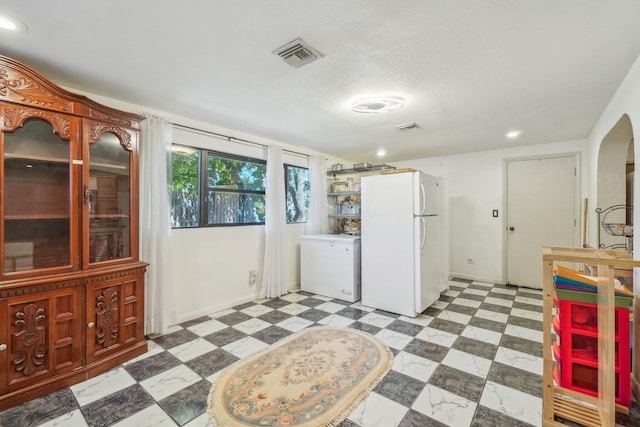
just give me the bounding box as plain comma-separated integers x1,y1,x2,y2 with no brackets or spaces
87,130,132,264
3,118,76,275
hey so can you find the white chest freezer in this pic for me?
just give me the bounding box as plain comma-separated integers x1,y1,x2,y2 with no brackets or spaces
300,234,361,302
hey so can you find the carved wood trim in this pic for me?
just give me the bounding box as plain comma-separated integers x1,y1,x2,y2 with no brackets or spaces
0,68,72,112
0,55,144,128
12,303,47,377
95,287,119,348
0,264,148,295
87,121,133,150
88,108,135,128
84,268,146,285
0,279,83,299
1,106,72,138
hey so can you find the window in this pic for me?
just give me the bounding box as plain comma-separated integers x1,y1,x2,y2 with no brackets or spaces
170,145,200,228
205,152,266,225
285,164,309,223
170,145,266,228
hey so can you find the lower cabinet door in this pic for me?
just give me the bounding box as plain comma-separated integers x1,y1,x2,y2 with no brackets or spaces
86,272,144,364
0,286,83,394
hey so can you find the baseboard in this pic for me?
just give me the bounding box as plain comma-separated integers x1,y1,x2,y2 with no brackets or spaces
176,293,260,324
176,284,301,324
449,272,504,285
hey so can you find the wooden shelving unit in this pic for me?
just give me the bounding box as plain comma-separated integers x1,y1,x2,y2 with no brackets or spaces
542,246,640,427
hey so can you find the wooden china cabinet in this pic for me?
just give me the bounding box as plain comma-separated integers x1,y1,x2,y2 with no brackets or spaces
0,55,148,410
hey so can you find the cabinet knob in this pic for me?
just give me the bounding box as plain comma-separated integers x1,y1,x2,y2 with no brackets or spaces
0,344,6,351
88,322,95,328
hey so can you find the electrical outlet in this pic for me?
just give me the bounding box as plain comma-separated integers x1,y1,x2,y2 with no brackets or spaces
249,270,257,286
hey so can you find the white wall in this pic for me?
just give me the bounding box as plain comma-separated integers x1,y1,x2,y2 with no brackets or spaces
393,50,640,287
392,140,588,283
586,53,640,252
62,86,352,324
169,126,350,322
582,51,640,395
63,50,640,318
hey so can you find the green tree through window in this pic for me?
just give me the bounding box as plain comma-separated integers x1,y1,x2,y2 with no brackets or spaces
206,153,266,225
170,145,309,227
169,145,200,227
169,145,266,227
285,165,309,223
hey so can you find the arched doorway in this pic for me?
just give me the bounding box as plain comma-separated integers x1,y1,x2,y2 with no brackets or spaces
596,114,634,252
595,113,639,398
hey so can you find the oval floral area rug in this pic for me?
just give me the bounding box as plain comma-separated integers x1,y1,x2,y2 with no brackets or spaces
207,326,394,427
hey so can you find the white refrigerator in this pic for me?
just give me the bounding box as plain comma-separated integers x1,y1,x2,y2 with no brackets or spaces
361,171,448,317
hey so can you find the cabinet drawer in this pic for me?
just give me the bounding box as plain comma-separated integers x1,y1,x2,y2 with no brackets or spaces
554,296,628,337
571,333,621,365
570,363,621,399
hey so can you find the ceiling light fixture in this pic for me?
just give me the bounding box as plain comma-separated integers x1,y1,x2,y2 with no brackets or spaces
506,130,522,139
376,149,386,157
351,97,404,114
0,13,27,32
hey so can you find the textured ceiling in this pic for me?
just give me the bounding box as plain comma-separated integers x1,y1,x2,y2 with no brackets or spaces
1,1,640,162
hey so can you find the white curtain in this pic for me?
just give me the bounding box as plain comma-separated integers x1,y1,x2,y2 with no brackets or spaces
140,115,177,334
305,155,328,235
260,146,288,298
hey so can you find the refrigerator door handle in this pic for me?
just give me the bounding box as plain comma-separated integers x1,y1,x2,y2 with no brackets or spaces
420,183,426,215
421,217,426,249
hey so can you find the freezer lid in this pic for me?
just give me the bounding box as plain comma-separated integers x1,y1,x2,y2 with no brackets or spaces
300,234,361,243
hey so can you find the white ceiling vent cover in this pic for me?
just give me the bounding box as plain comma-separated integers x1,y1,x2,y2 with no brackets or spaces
273,38,323,68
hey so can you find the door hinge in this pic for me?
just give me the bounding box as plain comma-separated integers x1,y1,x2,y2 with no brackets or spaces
574,168,576,176
574,218,577,226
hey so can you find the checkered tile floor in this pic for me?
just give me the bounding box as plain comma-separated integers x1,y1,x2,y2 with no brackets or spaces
1,279,639,426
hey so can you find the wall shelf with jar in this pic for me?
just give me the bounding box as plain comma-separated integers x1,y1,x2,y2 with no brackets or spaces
327,164,395,234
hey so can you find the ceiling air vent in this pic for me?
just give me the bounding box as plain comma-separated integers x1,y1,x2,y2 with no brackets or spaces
395,122,420,132
273,38,323,68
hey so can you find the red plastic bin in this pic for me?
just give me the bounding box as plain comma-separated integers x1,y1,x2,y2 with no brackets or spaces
553,293,630,408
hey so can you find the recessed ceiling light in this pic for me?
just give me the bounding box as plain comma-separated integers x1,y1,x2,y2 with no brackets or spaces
351,97,404,114
0,13,27,32
506,130,522,139
376,149,386,157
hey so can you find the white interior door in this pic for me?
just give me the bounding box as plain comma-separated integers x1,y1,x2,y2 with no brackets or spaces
507,156,577,288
